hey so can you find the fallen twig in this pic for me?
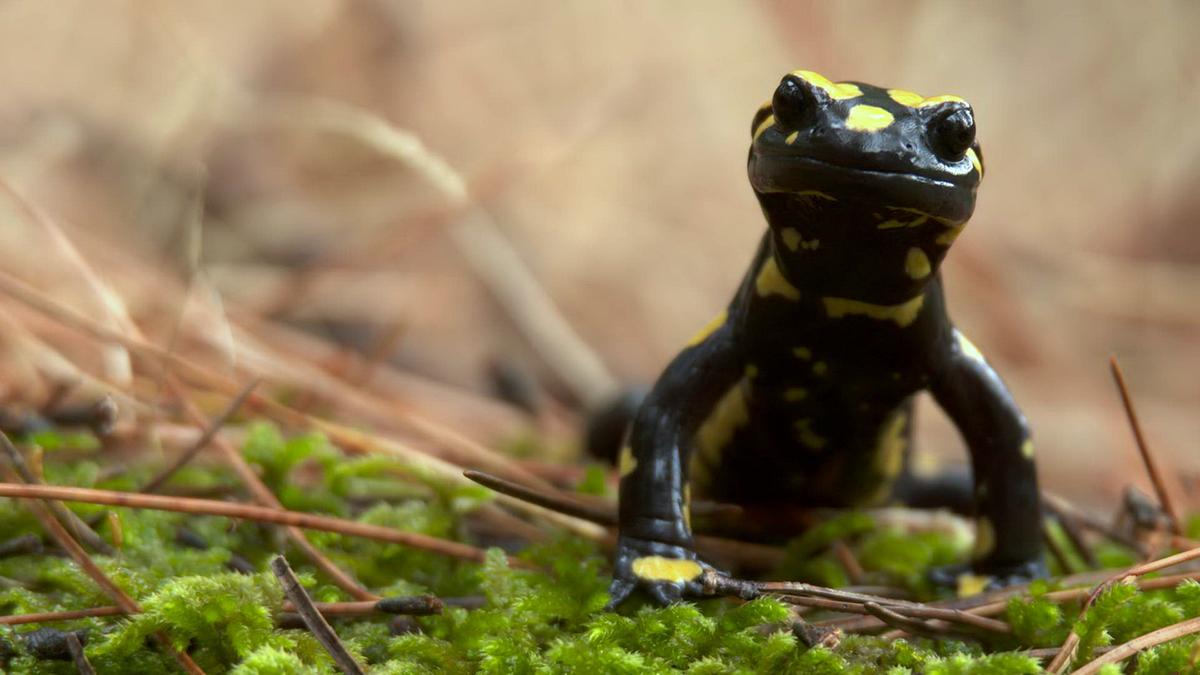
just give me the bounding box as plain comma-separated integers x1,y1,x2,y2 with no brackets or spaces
0,481,518,565
271,556,365,675
1070,615,1200,675
1109,356,1182,535
138,377,259,493
65,631,96,675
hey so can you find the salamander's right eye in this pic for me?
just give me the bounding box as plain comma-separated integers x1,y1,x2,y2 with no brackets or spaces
772,75,817,130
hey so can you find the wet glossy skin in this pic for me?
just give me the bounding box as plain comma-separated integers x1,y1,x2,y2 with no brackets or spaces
609,71,1045,607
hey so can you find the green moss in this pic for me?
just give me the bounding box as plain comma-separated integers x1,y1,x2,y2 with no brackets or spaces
4,420,1200,673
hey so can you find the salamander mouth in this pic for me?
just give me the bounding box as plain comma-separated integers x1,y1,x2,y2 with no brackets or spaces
752,151,970,190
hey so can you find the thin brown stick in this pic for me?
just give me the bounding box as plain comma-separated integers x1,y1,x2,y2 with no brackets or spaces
862,602,944,640
0,467,205,674
271,556,365,675
1070,615,1200,675
0,481,513,565
831,540,865,584
65,632,96,675
0,606,125,625
139,377,259,493
1109,355,1183,535
464,469,616,525
1,595,458,628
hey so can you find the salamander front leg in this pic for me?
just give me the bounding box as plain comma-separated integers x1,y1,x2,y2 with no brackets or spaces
928,330,1046,590
608,406,717,608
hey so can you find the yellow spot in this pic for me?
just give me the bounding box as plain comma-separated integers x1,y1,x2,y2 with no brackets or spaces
845,105,894,133
785,130,799,145
755,256,801,301
822,294,926,327
694,380,750,471
888,90,967,109
888,89,925,107
631,556,703,583
791,70,863,101
973,518,996,558
757,99,772,112
683,483,692,533
812,361,828,376
686,310,726,348
878,216,926,230
919,94,966,107
793,418,827,449
779,228,818,252
745,365,759,378
966,147,982,175
936,223,965,246
954,330,985,362
793,347,812,360
863,409,908,504
957,573,990,598
753,114,775,141
1021,439,1035,460
784,387,808,402
797,190,837,202
905,248,931,280
618,446,637,477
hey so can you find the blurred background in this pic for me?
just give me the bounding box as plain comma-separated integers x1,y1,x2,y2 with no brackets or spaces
0,1,1196,513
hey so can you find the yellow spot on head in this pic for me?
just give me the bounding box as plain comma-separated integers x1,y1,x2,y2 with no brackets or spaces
755,256,801,300
812,361,828,376
618,446,637,477
793,346,812,360
793,418,827,449
905,247,931,280
1021,439,1035,460
687,310,727,347
785,130,799,145
919,94,966,107
784,387,808,402
745,364,759,378
791,70,862,101
954,330,985,363
630,556,703,583
966,147,983,175
822,294,926,327
972,517,996,559
887,89,925,107
753,114,775,141
845,105,894,133
957,573,990,598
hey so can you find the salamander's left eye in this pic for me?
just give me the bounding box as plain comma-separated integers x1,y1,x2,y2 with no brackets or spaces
772,75,816,130
928,106,976,160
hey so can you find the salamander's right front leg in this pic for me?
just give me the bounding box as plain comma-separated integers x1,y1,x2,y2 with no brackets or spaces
608,403,716,608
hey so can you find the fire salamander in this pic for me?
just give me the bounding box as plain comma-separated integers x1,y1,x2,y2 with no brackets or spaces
608,70,1045,607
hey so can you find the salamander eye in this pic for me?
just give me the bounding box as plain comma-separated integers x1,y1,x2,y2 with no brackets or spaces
772,75,816,129
928,105,976,160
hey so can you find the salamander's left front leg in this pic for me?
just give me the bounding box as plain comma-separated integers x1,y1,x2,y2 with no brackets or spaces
929,329,1046,588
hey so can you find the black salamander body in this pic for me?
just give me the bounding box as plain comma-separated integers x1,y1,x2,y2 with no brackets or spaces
609,70,1045,606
